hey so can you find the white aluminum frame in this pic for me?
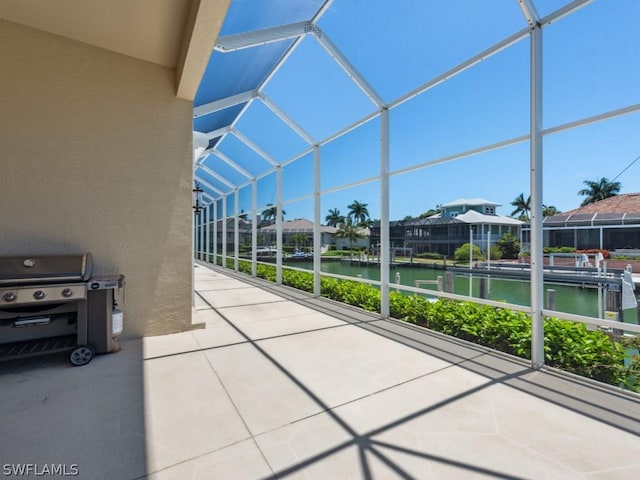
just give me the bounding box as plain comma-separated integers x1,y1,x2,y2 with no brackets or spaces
199,164,235,189
194,90,256,119
215,21,311,52
234,188,240,272
199,206,205,260
194,175,226,197
232,129,280,167
312,27,385,108
205,203,211,261
379,108,390,318
195,0,636,373
529,13,545,368
213,200,218,263
313,145,321,296
276,166,283,284
259,93,316,145
252,180,258,277
222,195,227,267
212,149,255,180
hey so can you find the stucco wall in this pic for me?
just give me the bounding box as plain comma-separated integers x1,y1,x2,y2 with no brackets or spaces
0,20,194,337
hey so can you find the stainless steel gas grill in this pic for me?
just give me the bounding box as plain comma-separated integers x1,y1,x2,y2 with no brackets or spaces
0,253,124,366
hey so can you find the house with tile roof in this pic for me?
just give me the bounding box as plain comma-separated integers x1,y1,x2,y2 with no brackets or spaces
523,193,640,251
259,218,347,252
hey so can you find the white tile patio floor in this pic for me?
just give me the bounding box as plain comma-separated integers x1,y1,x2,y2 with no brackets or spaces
1,261,639,479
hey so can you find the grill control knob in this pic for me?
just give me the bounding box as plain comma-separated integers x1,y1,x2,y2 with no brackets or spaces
62,288,73,298
2,292,16,303
33,290,46,300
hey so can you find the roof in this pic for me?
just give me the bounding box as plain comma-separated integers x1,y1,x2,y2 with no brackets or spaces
543,193,640,227
439,198,501,208
455,210,522,226
215,218,252,231
378,211,521,228
559,193,640,215
260,218,337,234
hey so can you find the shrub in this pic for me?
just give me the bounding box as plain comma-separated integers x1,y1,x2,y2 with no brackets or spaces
219,262,639,393
454,243,484,263
544,246,576,254
489,246,503,261
544,317,623,385
415,252,443,260
283,269,314,293
322,250,353,257
497,232,520,259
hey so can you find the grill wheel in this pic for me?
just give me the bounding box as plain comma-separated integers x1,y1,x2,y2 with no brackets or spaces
69,345,94,366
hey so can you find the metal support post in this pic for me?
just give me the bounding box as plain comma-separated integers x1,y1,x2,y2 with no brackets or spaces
597,264,604,319
469,226,473,297
191,199,196,307
213,200,218,265
199,208,205,260
530,24,545,369
205,204,211,262
252,180,257,277
313,145,322,297
276,165,283,285
234,189,239,272
380,107,390,318
194,212,198,259
222,195,228,268
487,228,491,294
599,227,604,250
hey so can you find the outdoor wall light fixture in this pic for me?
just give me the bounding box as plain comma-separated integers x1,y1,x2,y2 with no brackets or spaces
193,181,203,215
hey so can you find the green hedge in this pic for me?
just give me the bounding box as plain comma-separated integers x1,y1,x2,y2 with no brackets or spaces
224,260,640,392
321,250,356,257
415,252,443,260
543,246,576,254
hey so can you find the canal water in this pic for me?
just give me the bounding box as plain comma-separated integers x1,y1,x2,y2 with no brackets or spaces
286,260,630,319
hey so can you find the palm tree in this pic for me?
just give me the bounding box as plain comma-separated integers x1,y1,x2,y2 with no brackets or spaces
419,209,439,218
358,218,374,229
336,217,365,257
261,204,286,224
289,233,308,251
261,204,276,223
578,177,621,206
347,200,370,226
325,208,345,227
510,193,531,222
542,205,560,217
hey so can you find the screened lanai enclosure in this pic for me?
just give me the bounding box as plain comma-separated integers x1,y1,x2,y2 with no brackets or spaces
193,0,640,376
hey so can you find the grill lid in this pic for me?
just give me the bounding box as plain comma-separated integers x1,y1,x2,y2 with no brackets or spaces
0,253,93,285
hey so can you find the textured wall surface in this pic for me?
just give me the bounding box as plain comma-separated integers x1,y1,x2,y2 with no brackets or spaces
0,19,194,337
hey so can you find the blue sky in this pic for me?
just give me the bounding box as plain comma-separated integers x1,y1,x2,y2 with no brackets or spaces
200,0,640,222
